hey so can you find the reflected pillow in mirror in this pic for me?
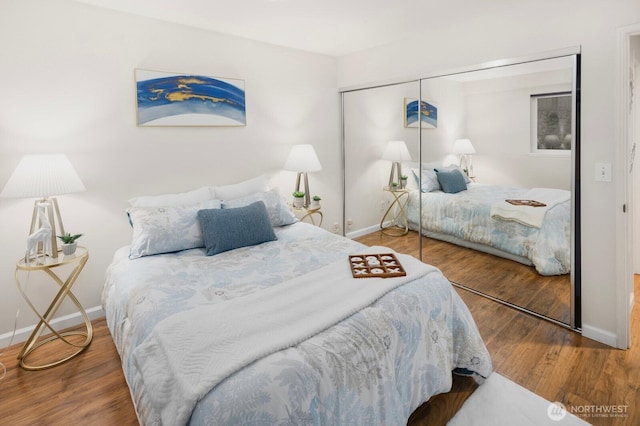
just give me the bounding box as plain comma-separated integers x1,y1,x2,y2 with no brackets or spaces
438,164,471,184
412,168,441,192
435,169,467,194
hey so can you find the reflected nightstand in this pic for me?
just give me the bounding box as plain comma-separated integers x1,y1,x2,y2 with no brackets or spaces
380,186,409,236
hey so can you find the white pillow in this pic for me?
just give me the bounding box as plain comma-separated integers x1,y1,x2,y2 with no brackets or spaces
412,168,441,192
128,187,211,207
127,199,221,259
222,188,297,227
211,175,270,200
420,162,442,171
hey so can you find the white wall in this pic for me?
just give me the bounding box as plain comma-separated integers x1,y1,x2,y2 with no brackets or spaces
633,35,640,274
464,69,572,189
338,1,640,346
0,0,340,341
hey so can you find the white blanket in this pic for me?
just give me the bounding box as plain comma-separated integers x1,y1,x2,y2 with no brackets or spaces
490,188,570,228
132,248,437,425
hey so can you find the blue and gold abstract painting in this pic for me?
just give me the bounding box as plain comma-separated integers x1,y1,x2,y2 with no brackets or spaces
404,98,437,129
136,69,246,126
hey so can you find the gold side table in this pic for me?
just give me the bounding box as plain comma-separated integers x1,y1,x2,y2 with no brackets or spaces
15,247,92,370
380,186,409,236
293,206,323,226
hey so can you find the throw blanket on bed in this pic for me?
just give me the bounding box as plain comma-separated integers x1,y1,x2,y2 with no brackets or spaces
490,187,570,228
133,249,437,425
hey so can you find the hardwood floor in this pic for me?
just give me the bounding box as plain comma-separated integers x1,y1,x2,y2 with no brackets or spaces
0,242,637,425
359,230,639,426
0,319,138,426
356,230,571,323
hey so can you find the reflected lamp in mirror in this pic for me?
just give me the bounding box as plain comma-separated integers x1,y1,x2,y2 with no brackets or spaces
0,154,86,260
382,140,411,188
453,139,476,178
283,144,322,208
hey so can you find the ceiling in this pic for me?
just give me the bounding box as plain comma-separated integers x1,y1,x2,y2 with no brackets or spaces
71,0,483,56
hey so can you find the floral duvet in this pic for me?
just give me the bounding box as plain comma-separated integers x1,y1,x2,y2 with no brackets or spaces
102,222,491,425
407,183,571,275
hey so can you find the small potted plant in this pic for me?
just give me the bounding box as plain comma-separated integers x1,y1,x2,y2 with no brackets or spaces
400,175,408,189
292,191,305,208
310,195,321,210
58,232,83,255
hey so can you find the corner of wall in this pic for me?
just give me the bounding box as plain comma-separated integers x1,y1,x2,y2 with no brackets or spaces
581,323,619,348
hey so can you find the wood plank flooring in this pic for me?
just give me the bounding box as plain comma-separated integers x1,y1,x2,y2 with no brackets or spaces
0,240,637,425
356,230,571,323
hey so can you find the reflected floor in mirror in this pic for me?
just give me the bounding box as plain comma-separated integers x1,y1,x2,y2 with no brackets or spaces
354,230,570,324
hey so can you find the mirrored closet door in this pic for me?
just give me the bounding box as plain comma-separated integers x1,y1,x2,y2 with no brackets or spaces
342,51,580,329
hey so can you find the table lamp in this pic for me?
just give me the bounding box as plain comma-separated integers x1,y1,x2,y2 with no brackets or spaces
283,144,322,208
1,154,86,260
453,139,476,177
382,140,412,187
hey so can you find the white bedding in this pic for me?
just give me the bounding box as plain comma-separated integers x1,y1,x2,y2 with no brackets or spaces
490,187,570,228
103,222,492,425
407,183,571,275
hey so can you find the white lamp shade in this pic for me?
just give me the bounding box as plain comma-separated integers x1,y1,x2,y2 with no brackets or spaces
453,139,476,155
283,144,322,172
382,140,412,161
0,154,86,199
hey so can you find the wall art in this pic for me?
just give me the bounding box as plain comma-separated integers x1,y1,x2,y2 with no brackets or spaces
135,69,246,127
404,98,437,128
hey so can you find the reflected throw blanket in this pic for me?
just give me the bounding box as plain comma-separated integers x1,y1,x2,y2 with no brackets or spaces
490,188,570,228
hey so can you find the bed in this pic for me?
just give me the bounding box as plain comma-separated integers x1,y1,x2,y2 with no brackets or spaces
103,181,492,425
405,166,571,276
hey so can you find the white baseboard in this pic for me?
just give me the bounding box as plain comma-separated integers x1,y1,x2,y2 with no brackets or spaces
346,224,383,239
581,323,618,348
0,305,105,349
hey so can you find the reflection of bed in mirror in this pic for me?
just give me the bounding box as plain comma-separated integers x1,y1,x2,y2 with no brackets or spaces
405,166,570,276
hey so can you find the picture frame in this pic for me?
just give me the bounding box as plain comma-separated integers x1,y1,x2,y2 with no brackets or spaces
135,69,246,127
530,91,572,154
404,98,437,128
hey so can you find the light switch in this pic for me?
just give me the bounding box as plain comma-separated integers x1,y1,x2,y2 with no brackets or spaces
595,162,612,182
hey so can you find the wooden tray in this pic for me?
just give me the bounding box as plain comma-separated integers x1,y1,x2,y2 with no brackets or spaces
349,253,406,278
505,199,547,207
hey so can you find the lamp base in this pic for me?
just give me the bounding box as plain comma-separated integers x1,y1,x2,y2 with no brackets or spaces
459,155,474,178
27,197,65,260
388,161,403,187
294,172,312,208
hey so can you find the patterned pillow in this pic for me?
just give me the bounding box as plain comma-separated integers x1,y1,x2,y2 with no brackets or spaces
127,199,221,259
198,201,277,256
221,188,297,227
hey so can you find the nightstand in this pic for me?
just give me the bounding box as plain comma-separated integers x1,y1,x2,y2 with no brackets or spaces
293,206,323,226
14,247,92,370
380,186,409,236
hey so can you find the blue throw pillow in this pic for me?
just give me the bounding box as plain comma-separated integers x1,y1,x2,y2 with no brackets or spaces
435,169,467,194
197,201,277,256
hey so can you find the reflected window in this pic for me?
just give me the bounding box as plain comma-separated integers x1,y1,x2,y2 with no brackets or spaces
531,92,572,153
